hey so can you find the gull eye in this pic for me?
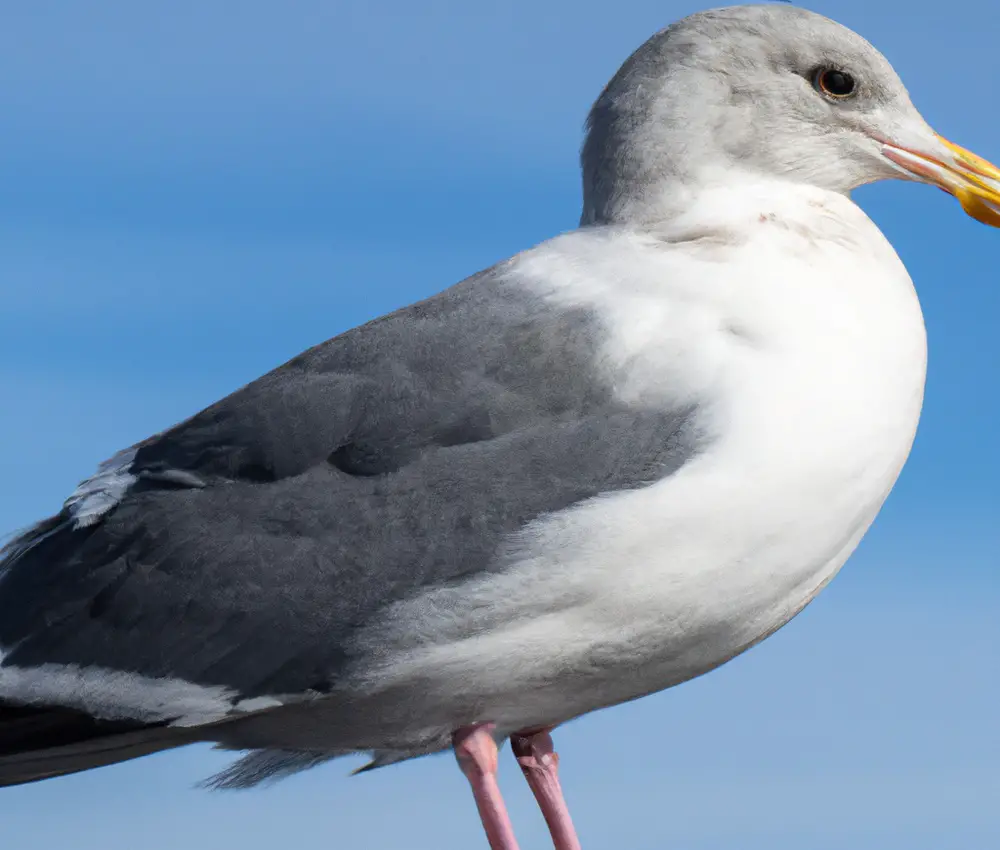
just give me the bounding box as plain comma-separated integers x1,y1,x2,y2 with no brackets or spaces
813,67,857,99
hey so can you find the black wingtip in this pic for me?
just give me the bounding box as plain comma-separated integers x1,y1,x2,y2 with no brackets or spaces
0,514,68,575
0,701,188,788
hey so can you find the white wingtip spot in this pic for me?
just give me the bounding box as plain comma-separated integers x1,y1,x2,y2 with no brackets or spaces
64,447,138,529
234,696,284,713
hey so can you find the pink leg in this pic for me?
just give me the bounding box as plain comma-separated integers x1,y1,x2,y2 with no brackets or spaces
510,729,582,850
453,724,522,850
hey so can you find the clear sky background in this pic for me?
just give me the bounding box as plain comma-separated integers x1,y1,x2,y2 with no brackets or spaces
0,1,997,848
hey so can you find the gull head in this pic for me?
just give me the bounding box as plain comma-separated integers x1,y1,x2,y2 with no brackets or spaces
582,3,1000,228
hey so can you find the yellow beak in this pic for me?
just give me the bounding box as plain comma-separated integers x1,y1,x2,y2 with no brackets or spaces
881,136,1000,227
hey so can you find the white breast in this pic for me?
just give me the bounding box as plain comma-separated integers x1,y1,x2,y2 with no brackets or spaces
347,182,928,740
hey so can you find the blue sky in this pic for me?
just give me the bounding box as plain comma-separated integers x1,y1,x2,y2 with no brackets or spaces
0,1,997,847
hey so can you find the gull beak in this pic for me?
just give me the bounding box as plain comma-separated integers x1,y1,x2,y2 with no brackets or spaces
881,135,1000,227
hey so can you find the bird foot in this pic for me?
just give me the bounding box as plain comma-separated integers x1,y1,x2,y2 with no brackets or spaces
510,728,582,850
453,723,522,850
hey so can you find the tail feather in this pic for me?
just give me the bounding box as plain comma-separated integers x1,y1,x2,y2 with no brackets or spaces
0,701,197,787
202,748,341,790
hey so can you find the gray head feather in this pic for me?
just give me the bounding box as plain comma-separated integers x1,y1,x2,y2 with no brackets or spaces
581,4,922,226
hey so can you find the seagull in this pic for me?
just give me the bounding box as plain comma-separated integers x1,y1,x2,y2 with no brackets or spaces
1,4,998,849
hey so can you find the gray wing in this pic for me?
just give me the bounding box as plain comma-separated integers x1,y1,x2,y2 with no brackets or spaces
0,266,698,705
